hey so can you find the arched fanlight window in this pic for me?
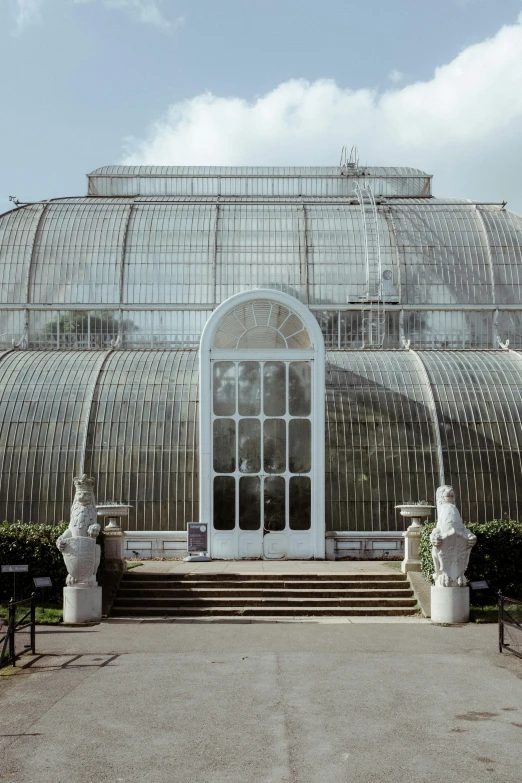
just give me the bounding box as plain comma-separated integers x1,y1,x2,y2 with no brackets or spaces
214,300,311,350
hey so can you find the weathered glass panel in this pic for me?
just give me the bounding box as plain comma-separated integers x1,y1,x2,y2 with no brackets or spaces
289,362,311,416
238,361,261,416
289,476,311,530
264,419,286,474
264,476,285,532
263,362,286,416
289,419,311,473
213,362,236,416
239,476,261,530
238,418,261,474
213,419,236,473
213,476,235,530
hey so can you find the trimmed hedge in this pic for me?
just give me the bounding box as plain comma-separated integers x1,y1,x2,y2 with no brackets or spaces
420,519,522,604
1,522,69,604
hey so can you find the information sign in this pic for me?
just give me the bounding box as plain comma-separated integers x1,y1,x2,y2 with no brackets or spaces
470,580,489,590
1,565,29,573
34,577,52,588
187,523,208,554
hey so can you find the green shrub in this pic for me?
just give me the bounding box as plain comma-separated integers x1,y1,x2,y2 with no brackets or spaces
420,519,522,604
0,521,67,603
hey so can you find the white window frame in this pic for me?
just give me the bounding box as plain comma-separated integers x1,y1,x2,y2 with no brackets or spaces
199,289,325,559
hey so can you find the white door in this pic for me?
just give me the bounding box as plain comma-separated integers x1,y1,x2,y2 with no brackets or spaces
212,359,313,559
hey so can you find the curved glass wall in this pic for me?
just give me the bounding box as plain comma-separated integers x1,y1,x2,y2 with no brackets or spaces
0,203,45,303
1,349,521,530
30,202,128,305
325,351,440,531
83,350,199,531
124,203,215,304
419,350,522,524
0,350,102,523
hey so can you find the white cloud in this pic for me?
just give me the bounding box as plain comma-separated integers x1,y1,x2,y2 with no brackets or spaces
388,69,404,84
10,0,183,31
122,13,522,211
79,0,183,31
11,0,45,27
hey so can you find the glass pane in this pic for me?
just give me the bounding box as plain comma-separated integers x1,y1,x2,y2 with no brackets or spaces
238,418,261,474
264,476,286,532
213,418,236,473
264,419,286,474
238,362,261,416
239,476,261,530
289,419,311,473
213,362,236,416
263,362,286,416
289,476,311,530
289,362,311,416
213,476,235,530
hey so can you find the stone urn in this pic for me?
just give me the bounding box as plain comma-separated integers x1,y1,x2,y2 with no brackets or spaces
395,504,434,530
96,503,132,530
96,503,132,572
395,503,434,574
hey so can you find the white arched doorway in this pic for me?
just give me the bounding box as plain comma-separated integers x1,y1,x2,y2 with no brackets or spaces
200,290,325,559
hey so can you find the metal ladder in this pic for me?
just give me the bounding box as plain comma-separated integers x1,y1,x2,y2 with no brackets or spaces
354,181,386,347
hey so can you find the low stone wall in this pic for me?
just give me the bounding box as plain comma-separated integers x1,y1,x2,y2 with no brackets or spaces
122,530,405,560
326,531,404,560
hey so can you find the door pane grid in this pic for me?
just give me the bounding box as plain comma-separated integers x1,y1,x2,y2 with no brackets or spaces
212,359,312,543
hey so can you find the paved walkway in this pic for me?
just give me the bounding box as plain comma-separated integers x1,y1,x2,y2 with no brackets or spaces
1,620,521,783
130,558,402,574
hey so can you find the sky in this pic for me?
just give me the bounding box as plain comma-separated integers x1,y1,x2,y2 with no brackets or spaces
1,1,522,215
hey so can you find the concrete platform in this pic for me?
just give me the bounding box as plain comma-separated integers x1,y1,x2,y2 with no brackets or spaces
128,559,402,574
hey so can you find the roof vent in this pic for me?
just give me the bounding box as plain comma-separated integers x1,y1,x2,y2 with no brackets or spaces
340,145,360,176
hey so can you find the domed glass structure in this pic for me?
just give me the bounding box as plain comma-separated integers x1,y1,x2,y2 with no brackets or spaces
0,164,521,557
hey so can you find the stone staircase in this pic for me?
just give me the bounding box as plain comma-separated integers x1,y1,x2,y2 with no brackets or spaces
110,571,418,618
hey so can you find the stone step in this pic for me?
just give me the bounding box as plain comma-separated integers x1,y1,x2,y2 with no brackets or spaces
112,596,417,608
116,588,414,599
110,606,418,617
112,569,415,618
121,572,407,582
118,579,411,592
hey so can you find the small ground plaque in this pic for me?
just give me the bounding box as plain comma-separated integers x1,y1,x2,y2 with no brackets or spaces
2,564,29,573
470,580,489,590
187,523,209,555
34,577,52,588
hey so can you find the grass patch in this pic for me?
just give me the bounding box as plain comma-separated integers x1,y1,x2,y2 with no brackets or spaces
469,604,498,624
126,562,144,570
0,602,62,624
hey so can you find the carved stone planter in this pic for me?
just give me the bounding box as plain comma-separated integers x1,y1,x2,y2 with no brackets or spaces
96,503,132,530
97,504,132,572
395,504,434,574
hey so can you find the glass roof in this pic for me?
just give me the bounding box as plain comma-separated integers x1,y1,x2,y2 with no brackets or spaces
1,199,520,307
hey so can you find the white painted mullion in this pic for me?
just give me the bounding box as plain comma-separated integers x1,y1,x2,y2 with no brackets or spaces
260,360,265,534
234,361,239,536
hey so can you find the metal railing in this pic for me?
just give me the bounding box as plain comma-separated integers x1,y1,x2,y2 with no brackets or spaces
0,593,36,668
498,592,522,659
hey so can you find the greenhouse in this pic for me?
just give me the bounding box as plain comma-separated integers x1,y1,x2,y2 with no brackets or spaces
0,162,521,558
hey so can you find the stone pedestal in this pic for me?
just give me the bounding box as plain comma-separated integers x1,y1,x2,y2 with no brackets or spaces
325,532,336,561
401,523,422,573
102,527,127,572
431,586,470,624
63,586,102,624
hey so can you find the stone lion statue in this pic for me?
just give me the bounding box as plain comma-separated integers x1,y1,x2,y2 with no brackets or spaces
430,485,476,587
56,474,101,587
